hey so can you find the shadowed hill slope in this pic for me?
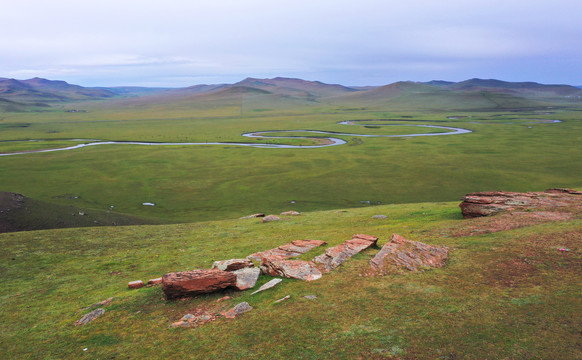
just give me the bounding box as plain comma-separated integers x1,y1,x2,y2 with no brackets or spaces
0,192,168,233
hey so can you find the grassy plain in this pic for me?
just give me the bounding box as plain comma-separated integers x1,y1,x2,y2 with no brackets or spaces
1,96,581,222
1,201,580,359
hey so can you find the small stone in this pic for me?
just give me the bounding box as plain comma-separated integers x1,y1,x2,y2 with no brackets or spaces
275,295,291,303
251,278,283,295
199,315,212,321
280,211,301,215
223,302,253,318
128,280,144,289
169,320,190,328
75,308,105,326
261,215,281,223
181,314,195,321
147,278,163,285
303,295,317,300
372,215,387,219
216,296,232,302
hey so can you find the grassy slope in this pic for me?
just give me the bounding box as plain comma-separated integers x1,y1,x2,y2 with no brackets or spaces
1,201,580,359
0,192,168,233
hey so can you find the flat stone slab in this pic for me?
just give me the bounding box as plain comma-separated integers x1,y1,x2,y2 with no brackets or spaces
260,258,322,281
232,267,260,290
248,239,327,261
251,278,283,295
212,258,254,272
75,308,105,326
162,269,237,300
261,215,281,223
313,234,378,272
369,233,449,274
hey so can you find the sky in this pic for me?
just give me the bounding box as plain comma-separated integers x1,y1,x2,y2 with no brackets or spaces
3,0,582,87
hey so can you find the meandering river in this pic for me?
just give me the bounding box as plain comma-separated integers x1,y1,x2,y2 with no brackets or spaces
0,118,560,156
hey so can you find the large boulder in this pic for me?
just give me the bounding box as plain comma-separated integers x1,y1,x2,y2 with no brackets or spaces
260,258,322,281
212,258,254,272
162,269,237,300
459,189,582,218
248,239,327,261
313,234,378,272
369,234,448,273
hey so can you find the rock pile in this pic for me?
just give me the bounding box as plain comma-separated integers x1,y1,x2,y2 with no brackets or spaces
369,234,449,274
459,188,582,218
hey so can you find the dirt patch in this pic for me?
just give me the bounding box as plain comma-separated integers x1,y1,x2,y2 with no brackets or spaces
450,211,575,237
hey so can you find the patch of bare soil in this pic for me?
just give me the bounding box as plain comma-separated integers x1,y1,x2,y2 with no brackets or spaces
485,229,581,288
450,210,575,237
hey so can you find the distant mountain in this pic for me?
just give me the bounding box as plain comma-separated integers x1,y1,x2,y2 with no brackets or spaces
423,80,455,87
443,78,582,99
96,86,174,96
0,77,118,110
232,77,359,100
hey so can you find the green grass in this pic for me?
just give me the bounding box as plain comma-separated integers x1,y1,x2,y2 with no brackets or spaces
1,201,580,359
0,102,580,222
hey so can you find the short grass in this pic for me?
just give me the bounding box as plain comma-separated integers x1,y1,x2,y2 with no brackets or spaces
1,201,580,359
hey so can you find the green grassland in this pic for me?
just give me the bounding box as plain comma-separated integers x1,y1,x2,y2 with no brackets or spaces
0,94,581,222
1,79,581,359
1,201,580,359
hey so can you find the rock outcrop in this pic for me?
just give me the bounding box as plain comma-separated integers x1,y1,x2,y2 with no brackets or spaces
248,239,327,261
212,258,254,272
369,234,448,273
313,234,378,272
459,188,582,218
162,269,237,300
260,258,322,281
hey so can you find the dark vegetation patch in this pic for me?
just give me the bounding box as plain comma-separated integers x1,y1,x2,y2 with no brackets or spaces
0,191,168,233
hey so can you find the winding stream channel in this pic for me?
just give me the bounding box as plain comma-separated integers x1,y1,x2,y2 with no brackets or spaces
0,119,560,157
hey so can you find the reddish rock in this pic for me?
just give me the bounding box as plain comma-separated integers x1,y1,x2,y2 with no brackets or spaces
369,234,449,273
280,210,301,215
162,269,237,300
128,280,144,289
459,189,582,218
240,213,265,219
147,277,162,286
247,239,327,261
313,234,378,272
216,295,232,302
261,215,281,223
260,258,322,281
212,258,254,272
232,267,261,290
223,302,253,318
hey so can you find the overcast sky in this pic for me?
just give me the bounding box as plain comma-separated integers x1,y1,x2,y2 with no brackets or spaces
3,0,581,87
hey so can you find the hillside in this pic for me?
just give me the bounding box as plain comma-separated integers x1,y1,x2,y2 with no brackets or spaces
1,195,580,359
0,77,118,110
0,192,167,233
